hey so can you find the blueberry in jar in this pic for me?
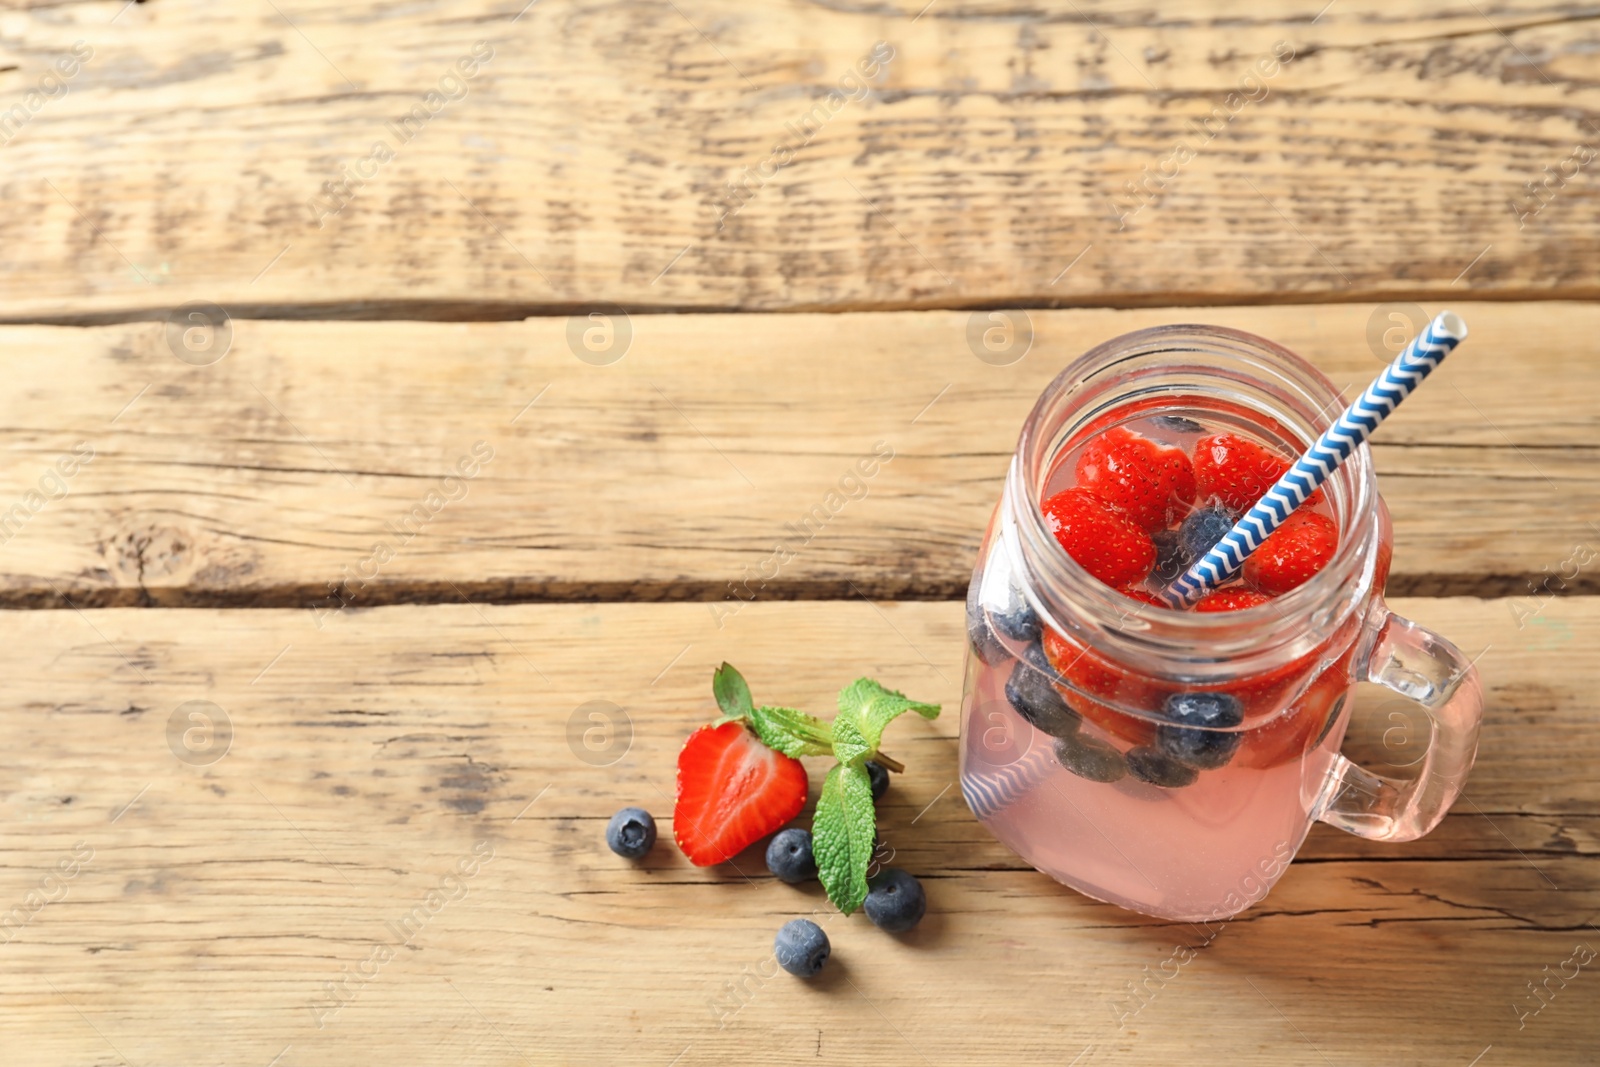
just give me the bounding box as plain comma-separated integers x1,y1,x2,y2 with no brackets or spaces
1126,746,1200,788
1004,645,1082,739
1053,732,1128,783
1178,505,1238,565
965,573,1012,667
1156,691,1244,770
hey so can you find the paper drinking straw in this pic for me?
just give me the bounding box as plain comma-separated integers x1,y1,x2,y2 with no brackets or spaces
960,744,1056,819
1160,311,1469,609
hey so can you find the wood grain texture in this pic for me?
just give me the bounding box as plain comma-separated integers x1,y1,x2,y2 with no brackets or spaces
0,597,1593,1066
0,302,1593,608
2,1,1598,317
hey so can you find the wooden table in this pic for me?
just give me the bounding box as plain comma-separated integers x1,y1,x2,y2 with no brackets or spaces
2,2,1596,1064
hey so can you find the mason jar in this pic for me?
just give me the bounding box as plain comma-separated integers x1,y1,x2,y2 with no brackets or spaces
959,324,1483,922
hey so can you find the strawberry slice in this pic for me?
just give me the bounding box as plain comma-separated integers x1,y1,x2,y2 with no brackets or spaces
1074,427,1196,532
674,721,807,867
1243,511,1339,596
1041,488,1156,590
1193,433,1322,513
1194,588,1273,612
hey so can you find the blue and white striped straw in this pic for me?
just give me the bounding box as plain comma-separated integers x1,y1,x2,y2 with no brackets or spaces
1161,311,1468,609
961,744,1056,820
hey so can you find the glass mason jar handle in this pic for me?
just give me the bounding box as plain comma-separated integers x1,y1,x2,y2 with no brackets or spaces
1318,605,1484,842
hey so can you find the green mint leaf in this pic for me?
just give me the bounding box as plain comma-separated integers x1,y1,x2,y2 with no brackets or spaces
813,762,876,914
746,705,833,758
711,662,754,723
829,705,873,766
837,678,940,755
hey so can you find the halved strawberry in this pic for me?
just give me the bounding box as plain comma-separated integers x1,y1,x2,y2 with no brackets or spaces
674,721,807,867
1193,433,1322,513
1243,511,1339,596
1194,588,1273,612
1041,488,1156,590
1075,427,1196,532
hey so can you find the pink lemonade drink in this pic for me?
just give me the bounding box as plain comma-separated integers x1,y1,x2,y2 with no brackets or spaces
959,326,1483,922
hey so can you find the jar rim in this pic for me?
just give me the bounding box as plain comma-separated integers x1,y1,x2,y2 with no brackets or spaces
1005,322,1379,688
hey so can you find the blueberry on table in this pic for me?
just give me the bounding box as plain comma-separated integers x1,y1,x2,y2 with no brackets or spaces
864,869,927,933
1004,649,1082,739
1053,732,1127,783
1156,691,1244,770
766,827,817,884
774,918,831,977
866,759,890,801
1179,505,1238,564
1126,746,1200,788
605,807,657,859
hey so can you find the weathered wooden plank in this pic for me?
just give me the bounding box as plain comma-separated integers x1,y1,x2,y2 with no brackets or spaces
0,598,1592,1065
0,302,1592,607
2,1,1598,317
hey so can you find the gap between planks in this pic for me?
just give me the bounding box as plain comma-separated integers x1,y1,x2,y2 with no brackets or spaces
3,289,1600,327
8,576,1600,612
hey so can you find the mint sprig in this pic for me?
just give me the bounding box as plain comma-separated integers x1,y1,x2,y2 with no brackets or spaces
746,705,834,758
817,678,941,913
706,663,940,915
837,678,941,753
712,662,754,722
814,762,876,913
